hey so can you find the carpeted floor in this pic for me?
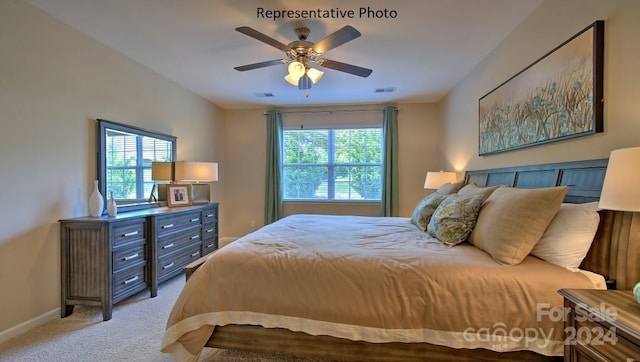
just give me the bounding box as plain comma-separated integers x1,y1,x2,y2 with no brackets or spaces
0,275,332,362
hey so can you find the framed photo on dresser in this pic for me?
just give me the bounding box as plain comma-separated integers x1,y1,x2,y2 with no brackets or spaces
167,184,192,207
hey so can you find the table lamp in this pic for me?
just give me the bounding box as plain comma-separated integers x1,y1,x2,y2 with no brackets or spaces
598,147,640,294
599,147,640,212
151,162,174,202
424,171,457,189
174,161,218,204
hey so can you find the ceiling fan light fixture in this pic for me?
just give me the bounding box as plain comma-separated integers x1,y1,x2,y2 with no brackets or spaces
287,61,306,78
306,68,324,84
284,73,301,86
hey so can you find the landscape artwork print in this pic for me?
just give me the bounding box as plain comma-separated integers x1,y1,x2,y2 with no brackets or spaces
478,21,603,155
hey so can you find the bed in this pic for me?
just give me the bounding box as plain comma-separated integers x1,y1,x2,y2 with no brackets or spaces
161,159,640,361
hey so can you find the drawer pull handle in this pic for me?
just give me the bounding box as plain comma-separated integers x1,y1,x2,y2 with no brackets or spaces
205,243,214,249
123,253,139,261
162,262,174,270
123,231,139,237
190,218,200,222
206,228,214,233
162,223,174,229
190,235,199,240
206,213,214,218
123,276,139,285
191,251,200,257
163,243,175,249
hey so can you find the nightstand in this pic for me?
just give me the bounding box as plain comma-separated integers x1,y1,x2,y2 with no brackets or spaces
559,289,640,361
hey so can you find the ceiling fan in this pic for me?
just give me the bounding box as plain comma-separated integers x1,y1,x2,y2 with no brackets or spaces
234,25,372,89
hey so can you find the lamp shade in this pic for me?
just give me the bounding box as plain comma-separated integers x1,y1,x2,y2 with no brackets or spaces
174,161,218,182
284,73,300,86
288,61,305,77
306,68,324,84
424,171,457,189
599,147,640,212
151,162,173,181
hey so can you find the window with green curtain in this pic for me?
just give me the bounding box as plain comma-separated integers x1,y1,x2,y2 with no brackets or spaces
282,127,383,201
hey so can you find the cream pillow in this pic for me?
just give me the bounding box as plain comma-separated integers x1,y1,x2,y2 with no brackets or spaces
457,183,503,199
468,186,568,265
531,202,600,271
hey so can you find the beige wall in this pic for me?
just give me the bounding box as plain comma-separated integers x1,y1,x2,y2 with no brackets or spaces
222,103,442,237
441,0,640,171
0,1,224,340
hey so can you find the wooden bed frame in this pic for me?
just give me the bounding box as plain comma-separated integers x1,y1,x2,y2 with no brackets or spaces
187,158,640,361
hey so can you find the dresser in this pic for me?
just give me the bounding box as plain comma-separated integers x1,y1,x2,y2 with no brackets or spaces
559,288,640,361
59,203,218,321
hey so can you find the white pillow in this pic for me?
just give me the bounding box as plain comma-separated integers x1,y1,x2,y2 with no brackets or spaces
531,202,600,271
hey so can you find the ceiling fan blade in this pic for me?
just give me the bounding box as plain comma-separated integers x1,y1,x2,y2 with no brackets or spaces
236,26,290,52
317,59,372,78
313,26,361,54
234,59,286,71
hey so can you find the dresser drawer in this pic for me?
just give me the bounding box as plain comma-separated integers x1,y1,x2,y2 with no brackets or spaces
573,315,640,361
158,245,201,280
156,211,202,237
112,219,146,247
202,239,217,255
113,265,147,301
203,223,217,241
202,206,218,224
112,242,146,273
158,226,201,257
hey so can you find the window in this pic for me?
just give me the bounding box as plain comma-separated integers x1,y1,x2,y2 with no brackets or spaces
283,128,383,201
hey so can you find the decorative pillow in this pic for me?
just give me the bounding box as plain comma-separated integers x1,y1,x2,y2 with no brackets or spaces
457,183,503,199
427,193,486,246
436,179,465,195
410,192,449,231
468,186,568,265
531,202,600,271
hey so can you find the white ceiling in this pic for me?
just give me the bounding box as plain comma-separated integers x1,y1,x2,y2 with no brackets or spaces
27,0,542,110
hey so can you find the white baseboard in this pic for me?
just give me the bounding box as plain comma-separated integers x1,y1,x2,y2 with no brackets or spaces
0,308,60,344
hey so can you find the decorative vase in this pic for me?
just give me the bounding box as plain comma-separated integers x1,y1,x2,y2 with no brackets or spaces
634,282,640,304
88,180,104,217
107,191,118,217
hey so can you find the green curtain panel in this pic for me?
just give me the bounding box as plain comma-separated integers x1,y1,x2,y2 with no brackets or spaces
382,105,399,216
264,110,283,224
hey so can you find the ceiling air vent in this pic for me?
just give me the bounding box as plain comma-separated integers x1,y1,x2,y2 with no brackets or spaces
254,92,274,98
375,87,396,93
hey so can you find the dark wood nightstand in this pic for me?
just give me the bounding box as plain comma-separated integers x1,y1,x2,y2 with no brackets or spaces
559,289,640,361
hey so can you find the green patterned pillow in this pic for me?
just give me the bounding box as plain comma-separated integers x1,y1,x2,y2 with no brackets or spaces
427,193,486,246
410,192,449,231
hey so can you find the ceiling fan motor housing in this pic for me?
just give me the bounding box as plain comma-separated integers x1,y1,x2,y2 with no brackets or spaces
295,27,310,40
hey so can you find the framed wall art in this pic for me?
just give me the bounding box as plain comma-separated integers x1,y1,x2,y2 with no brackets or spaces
167,184,192,207
478,20,604,156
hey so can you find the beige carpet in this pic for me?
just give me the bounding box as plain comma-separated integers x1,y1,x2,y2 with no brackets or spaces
0,275,333,361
